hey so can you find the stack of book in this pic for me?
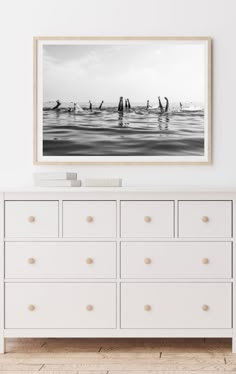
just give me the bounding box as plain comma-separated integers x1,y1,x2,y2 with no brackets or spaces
34,173,81,187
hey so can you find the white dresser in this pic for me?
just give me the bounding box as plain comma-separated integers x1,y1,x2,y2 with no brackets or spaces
0,188,235,353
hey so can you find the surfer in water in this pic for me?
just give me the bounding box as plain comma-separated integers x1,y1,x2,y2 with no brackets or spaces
158,96,169,113
89,101,92,110
180,102,183,110
52,100,61,110
98,101,104,110
118,96,124,112
67,103,73,112
147,100,150,110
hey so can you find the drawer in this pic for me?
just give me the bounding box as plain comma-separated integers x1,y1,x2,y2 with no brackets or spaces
121,201,174,238
5,283,116,328
63,201,116,238
121,242,232,279
178,201,232,238
5,201,59,238
121,283,231,329
5,242,116,279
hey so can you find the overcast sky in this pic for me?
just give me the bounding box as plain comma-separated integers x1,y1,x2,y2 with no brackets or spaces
43,42,206,104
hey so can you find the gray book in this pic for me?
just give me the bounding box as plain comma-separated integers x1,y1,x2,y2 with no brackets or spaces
35,180,81,187
84,178,122,187
34,172,77,181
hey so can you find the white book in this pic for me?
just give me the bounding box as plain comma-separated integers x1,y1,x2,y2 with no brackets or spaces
34,173,77,181
35,180,81,187
84,178,122,187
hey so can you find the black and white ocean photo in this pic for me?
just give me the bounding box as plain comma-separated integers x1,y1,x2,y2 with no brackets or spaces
35,38,211,164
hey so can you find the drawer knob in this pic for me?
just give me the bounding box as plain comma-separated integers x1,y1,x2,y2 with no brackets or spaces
86,258,93,265
28,304,36,311
202,258,209,265
86,304,93,311
28,216,35,223
27,258,36,265
144,258,152,265
144,216,151,223
144,304,151,311
202,304,209,311
202,216,209,223
86,216,93,223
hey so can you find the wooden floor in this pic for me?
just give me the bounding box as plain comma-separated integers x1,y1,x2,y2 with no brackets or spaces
0,337,235,373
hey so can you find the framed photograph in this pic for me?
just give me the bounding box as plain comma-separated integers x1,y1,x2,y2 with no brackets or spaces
33,36,211,165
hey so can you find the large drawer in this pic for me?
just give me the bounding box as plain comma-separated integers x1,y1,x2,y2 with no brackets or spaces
178,201,232,238
5,242,116,279
121,283,231,329
121,201,174,238
5,201,59,238
63,201,116,238
5,283,116,329
121,242,232,279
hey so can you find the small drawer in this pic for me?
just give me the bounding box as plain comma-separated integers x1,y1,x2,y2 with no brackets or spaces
5,242,116,279
121,242,232,279
121,283,231,329
5,201,59,238
63,201,116,238
178,201,232,238
121,201,174,238
5,283,116,328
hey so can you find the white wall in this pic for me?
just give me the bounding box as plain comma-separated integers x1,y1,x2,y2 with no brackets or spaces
0,0,235,187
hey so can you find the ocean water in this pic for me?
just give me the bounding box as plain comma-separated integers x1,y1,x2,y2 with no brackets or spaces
43,103,205,156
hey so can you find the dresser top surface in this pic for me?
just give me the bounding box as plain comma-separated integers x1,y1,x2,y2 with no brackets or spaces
1,186,236,193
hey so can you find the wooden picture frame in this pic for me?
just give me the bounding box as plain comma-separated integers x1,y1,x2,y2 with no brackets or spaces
33,36,212,165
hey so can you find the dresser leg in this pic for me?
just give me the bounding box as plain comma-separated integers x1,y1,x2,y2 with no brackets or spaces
0,336,5,354
232,337,236,354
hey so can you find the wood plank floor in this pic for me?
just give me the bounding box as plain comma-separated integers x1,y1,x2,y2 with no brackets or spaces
0,338,235,373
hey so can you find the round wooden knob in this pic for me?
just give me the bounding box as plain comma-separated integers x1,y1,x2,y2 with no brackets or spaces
144,216,151,223
202,258,209,265
202,216,209,223
144,258,152,265
202,304,209,311
86,216,93,223
86,304,93,311
27,258,36,265
28,304,36,311
86,258,93,265
28,216,35,223
144,304,151,311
